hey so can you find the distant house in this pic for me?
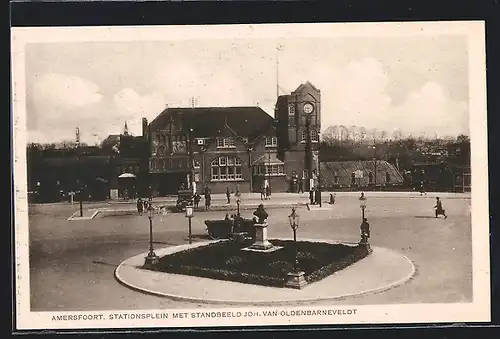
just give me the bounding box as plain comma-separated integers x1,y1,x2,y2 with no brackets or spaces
320,160,404,190
411,161,470,192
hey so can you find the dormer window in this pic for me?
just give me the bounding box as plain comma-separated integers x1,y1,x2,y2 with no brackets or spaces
265,136,278,147
216,137,236,148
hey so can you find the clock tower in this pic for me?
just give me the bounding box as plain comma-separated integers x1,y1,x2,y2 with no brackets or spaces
275,81,321,191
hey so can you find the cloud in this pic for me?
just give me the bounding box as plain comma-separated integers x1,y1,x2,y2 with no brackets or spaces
32,72,103,110
276,58,468,138
27,73,106,144
387,82,469,137
113,88,167,135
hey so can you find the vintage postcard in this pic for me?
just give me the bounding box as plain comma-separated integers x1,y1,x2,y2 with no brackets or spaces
11,21,490,330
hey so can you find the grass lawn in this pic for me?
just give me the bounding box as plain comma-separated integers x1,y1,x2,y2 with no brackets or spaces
148,239,372,287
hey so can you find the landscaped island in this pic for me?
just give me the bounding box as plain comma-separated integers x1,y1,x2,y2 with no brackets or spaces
146,239,372,288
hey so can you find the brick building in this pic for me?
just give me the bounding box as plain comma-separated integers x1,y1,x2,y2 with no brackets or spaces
144,82,322,195
275,81,321,192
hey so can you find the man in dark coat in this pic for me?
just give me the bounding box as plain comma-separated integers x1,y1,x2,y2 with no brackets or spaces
137,197,143,216
434,197,447,218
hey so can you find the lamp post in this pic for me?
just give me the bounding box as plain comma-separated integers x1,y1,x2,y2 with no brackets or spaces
144,203,159,267
235,188,241,216
371,144,377,188
288,207,300,272
359,192,366,221
185,204,194,244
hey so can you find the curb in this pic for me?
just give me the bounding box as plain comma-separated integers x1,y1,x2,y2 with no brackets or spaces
67,210,99,221
114,239,416,306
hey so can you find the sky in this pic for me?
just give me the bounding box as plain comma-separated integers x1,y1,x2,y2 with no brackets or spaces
24,33,470,145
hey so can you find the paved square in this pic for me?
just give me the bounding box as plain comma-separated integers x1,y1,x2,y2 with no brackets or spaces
28,194,472,311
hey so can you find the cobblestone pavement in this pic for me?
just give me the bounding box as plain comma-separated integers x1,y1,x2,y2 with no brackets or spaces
27,195,472,311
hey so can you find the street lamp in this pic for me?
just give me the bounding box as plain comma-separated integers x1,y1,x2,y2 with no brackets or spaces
144,203,159,267
371,144,377,187
235,189,241,216
185,204,194,244
288,207,301,272
359,192,366,221
303,102,314,194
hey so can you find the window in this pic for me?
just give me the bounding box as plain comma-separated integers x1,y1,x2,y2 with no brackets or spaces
211,156,243,181
193,159,201,169
265,137,278,147
253,164,285,176
216,137,236,148
311,130,319,143
288,104,295,116
301,130,319,143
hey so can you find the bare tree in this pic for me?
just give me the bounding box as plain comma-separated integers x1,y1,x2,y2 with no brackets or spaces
358,126,367,144
379,129,388,142
349,125,360,144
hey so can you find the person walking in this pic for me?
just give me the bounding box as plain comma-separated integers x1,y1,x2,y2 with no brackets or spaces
265,185,271,200
193,192,201,209
434,197,447,218
226,187,231,204
137,197,143,216
205,191,211,210
297,179,304,194
260,184,266,200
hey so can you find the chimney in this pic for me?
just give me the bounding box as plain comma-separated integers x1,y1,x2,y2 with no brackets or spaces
142,118,148,137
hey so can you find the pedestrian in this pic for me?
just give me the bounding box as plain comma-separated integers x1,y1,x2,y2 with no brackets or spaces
309,188,314,205
329,193,336,205
315,187,321,206
260,184,266,200
265,185,271,200
194,192,201,209
137,197,143,216
205,192,211,210
226,187,231,204
420,180,426,196
298,179,304,193
434,197,447,218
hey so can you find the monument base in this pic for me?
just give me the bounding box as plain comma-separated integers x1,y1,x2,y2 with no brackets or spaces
241,245,283,254
285,271,308,289
143,254,160,269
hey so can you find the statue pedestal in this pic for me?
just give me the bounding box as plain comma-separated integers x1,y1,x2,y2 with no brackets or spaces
248,223,273,250
241,222,283,254
285,271,308,289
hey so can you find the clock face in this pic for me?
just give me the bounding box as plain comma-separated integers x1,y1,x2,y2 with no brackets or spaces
303,102,314,114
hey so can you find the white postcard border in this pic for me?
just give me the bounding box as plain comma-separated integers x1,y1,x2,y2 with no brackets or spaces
11,21,490,330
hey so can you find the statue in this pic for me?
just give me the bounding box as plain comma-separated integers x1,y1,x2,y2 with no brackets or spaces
253,204,268,224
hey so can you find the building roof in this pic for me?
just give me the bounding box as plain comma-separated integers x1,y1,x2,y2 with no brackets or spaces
252,152,284,165
320,160,404,186
148,106,275,140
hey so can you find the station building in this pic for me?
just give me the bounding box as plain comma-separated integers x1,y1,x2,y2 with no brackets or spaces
144,81,322,195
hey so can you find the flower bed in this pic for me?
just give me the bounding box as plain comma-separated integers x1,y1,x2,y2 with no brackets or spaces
147,240,372,288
